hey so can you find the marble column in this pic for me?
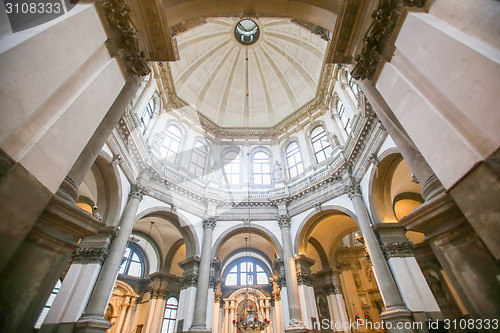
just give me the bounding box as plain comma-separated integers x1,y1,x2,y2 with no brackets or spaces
346,179,413,331
75,183,148,332
278,214,308,332
57,76,143,203
189,217,217,332
146,285,168,333
353,78,443,201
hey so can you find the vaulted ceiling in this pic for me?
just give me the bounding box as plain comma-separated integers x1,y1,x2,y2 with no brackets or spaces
170,18,327,127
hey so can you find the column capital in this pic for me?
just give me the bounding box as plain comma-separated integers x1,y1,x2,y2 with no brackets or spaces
129,183,149,200
381,241,414,259
149,286,169,299
345,179,362,199
72,247,108,264
202,217,217,230
180,273,198,289
277,214,291,229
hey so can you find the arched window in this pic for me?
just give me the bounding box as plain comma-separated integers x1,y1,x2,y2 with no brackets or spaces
337,100,352,134
223,151,240,185
159,125,182,163
161,297,178,333
118,245,145,278
225,259,269,286
189,141,207,177
253,151,271,185
139,98,155,134
34,279,62,329
346,70,360,99
311,126,332,163
286,141,304,178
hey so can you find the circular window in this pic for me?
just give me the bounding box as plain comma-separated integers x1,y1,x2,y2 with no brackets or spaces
234,19,260,45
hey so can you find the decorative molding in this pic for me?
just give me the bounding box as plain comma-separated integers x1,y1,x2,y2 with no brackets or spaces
99,0,150,77
351,0,427,80
381,241,414,259
129,183,149,200
203,217,217,230
325,282,343,295
277,214,291,229
72,247,108,264
296,272,314,287
149,286,168,299
180,273,198,289
346,180,362,199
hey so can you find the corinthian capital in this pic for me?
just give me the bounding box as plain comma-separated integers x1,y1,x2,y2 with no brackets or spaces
129,183,149,200
277,214,291,229
203,217,217,230
346,179,362,199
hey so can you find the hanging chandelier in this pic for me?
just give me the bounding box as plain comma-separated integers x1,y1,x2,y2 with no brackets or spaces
232,300,270,332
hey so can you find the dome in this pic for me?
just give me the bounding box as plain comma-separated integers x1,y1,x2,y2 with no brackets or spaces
170,18,327,128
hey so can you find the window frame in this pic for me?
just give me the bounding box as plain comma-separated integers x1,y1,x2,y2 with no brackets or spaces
34,279,62,329
222,150,241,186
139,98,155,135
223,257,270,287
118,244,147,278
285,141,304,179
252,150,272,186
310,126,333,164
189,140,208,178
161,297,178,333
159,124,182,163
337,100,352,134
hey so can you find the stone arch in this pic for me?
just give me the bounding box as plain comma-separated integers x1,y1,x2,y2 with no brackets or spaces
294,205,358,254
83,151,122,226
368,148,424,223
212,223,283,259
163,0,341,32
134,207,200,258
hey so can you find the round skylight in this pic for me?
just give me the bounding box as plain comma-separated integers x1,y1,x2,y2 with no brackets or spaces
234,19,260,45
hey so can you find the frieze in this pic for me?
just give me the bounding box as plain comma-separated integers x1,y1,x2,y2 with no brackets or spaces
72,247,108,264
352,0,426,80
99,0,150,77
381,241,414,259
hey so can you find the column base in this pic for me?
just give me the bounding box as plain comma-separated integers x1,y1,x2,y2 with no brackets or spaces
74,317,112,333
284,328,309,333
187,324,211,333
380,307,414,332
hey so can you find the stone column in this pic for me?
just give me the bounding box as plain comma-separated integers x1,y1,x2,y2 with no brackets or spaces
346,179,413,331
57,76,143,203
278,214,308,332
189,217,216,332
326,272,349,333
354,79,443,201
146,285,168,333
75,183,148,332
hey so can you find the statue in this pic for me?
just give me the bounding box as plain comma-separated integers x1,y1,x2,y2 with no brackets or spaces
327,132,340,147
273,161,283,180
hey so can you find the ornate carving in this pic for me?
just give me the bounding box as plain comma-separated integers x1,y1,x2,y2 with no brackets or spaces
99,0,150,77
352,0,426,81
296,272,314,286
129,183,149,200
203,217,217,230
381,241,414,259
149,286,168,299
325,282,343,295
111,154,123,167
209,276,217,289
277,214,291,229
180,273,198,289
346,180,362,199
72,247,108,264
